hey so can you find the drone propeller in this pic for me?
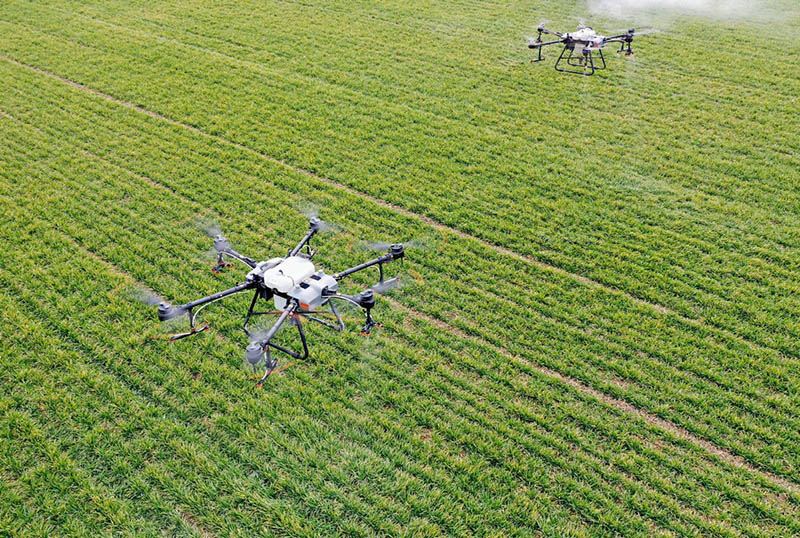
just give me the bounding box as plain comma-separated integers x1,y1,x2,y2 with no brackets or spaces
607,28,659,38
131,287,188,321
244,320,289,380
198,220,233,252
371,276,403,295
358,238,431,253
196,218,258,272
295,201,343,234
199,219,235,264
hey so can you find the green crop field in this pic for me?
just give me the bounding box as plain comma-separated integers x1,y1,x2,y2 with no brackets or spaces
1,0,799,535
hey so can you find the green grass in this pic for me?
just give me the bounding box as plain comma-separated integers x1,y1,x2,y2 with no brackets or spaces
1,0,799,535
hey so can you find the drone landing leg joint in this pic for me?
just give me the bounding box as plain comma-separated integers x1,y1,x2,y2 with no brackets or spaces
244,295,309,385
360,308,382,336
555,45,597,76
211,253,233,274
531,44,545,62
301,300,346,332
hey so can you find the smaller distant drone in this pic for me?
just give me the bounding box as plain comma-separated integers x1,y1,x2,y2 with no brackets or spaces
142,217,407,385
527,23,655,75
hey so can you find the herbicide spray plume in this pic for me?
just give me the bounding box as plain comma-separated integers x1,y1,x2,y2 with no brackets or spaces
587,0,779,24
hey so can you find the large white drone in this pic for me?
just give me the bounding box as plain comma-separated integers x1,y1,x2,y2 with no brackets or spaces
142,217,406,385
527,23,655,75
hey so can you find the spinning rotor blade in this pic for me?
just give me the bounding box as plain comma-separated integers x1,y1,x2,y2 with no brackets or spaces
131,287,188,321
199,220,223,238
247,325,280,345
245,326,273,366
607,28,659,37
359,240,393,252
358,237,431,253
196,218,256,269
246,309,296,345
371,276,403,295
533,20,563,38
535,19,549,32
198,219,234,252
132,287,166,307
295,201,344,234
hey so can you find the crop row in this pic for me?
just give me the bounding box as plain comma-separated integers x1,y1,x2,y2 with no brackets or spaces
4,89,800,516
3,58,800,483
9,2,799,238
0,4,797,360
0,211,676,530
12,0,800,226
67,0,800,135
2,136,799,536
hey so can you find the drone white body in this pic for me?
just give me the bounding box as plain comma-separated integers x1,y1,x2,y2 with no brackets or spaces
247,256,339,311
567,27,606,49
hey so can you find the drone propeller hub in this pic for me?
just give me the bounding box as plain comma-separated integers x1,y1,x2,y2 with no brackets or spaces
357,289,376,309
213,235,229,251
157,302,174,321
308,217,322,231
246,342,265,365
390,243,405,259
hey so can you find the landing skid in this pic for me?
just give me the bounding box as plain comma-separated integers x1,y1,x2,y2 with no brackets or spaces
555,46,606,76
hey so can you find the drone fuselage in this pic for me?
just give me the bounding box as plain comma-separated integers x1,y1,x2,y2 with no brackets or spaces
565,27,606,51
247,255,339,312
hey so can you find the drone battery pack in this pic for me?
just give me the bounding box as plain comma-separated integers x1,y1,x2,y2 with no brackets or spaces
262,256,316,293
286,271,338,311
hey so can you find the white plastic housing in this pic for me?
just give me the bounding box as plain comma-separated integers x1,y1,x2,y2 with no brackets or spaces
262,256,316,293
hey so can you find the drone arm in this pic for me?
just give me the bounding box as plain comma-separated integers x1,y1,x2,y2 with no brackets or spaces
289,218,326,257
252,302,297,348
289,228,317,257
529,38,564,49
219,248,257,269
158,281,255,340
333,247,403,282
540,28,563,37
179,281,256,312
